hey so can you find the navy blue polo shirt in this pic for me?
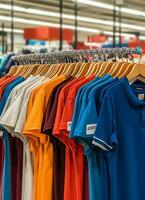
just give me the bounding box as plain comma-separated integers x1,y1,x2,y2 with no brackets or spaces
92,77,145,200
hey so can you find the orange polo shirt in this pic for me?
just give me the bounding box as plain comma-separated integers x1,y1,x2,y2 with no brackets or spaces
23,75,66,200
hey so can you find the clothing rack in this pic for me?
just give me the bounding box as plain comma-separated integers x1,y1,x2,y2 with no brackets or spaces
12,47,142,65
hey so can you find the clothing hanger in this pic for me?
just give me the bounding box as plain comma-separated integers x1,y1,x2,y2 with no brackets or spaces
23,64,41,78
40,64,51,76
109,61,127,77
99,61,115,77
63,63,77,78
116,63,135,78
107,61,123,75
127,63,145,82
45,64,57,78
75,62,91,77
94,62,105,76
13,66,26,77
85,62,97,77
51,63,68,78
54,63,67,76
96,62,113,77
70,62,83,77
7,66,19,76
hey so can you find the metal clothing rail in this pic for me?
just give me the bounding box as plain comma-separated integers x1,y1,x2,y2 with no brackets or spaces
12,47,142,65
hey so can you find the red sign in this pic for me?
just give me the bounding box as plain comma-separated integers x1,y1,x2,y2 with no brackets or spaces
88,34,107,43
24,27,73,41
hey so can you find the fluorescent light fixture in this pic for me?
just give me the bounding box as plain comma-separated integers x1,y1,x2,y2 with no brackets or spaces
0,15,100,33
0,27,23,33
74,0,145,18
1,3,145,32
139,36,145,40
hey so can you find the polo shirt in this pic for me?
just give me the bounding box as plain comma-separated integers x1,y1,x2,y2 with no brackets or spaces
10,136,23,200
0,137,4,200
53,77,84,200
71,78,119,200
0,76,17,99
23,75,66,200
59,76,95,200
73,75,112,132
0,76,25,115
92,77,145,200
2,131,11,200
42,77,73,200
70,75,110,139
42,77,74,135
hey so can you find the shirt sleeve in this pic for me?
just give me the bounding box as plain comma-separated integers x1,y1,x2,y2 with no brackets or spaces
92,94,117,151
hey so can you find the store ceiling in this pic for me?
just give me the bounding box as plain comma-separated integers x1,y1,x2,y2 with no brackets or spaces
0,0,145,37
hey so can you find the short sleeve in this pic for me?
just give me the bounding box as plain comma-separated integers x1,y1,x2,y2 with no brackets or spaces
92,94,117,151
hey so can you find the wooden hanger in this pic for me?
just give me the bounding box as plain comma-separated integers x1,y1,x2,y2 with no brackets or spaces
94,62,105,76
13,66,26,77
108,62,122,74
33,64,45,76
63,63,77,78
75,62,90,77
85,62,97,77
68,62,82,77
116,63,135,78
23,64,41,78
96,62,113,77
108,61,127,77
40,64,51,76
6,66,17,76
7,66,20,76
45,64,56,77
99,62,115,77
127,63,145,81
77,63,92,77
54,63,66,76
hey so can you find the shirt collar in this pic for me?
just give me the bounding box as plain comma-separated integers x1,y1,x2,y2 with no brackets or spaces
121,77,145,107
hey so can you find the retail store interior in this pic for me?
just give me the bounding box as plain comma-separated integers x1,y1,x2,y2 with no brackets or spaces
1,1,145,200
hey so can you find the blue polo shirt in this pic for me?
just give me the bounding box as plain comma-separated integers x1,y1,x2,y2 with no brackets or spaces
70,75,111,139
0,76,25,114
70,77,119,200
92,77,145,200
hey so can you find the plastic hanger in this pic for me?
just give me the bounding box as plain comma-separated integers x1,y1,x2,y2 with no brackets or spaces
127,63,145,82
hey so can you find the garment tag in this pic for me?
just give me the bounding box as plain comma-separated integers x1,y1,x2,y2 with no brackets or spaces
67,121,72,131
86,124,97,135
0,131,3,137
138,94,145,101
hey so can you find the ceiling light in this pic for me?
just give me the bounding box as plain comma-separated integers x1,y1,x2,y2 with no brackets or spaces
0,27,23,33
74,0,145,17
1,3,145,32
